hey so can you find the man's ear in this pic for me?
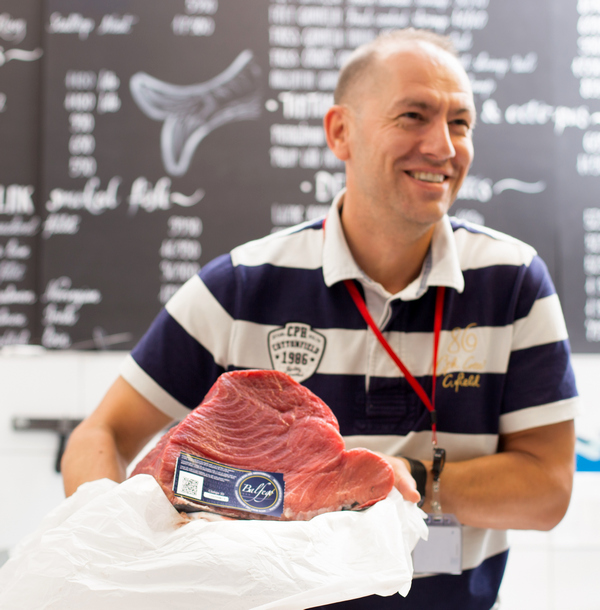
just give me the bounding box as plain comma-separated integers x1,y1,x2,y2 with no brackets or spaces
323,105,351,162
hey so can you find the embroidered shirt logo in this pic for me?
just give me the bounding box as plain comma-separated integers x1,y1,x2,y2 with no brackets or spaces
268,322,326,382
442,372,481,392
438,323,485,393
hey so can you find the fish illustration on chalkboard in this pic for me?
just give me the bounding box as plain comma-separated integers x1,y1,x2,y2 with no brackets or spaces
130,50,262,177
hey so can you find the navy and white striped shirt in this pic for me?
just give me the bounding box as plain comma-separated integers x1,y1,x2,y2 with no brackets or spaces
122,192,578,609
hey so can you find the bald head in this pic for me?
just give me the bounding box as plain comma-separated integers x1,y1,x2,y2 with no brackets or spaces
334,29,467,108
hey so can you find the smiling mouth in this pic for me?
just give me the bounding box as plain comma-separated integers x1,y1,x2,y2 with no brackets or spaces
407,171,446,184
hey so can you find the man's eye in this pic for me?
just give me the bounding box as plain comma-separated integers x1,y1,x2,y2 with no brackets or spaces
452,119,471,128
400,112,423,121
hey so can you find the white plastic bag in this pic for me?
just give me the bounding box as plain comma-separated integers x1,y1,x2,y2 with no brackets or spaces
0,474,427,610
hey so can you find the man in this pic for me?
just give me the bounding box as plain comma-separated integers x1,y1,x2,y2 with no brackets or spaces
62,29,578,609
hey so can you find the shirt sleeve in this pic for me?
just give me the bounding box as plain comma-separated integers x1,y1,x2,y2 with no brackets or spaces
120,255,235,416
499,255,579,434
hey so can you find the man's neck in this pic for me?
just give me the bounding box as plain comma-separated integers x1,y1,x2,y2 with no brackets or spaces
339,196,436,295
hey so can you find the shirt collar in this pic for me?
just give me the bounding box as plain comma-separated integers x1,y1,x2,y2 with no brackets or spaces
322,189,465,301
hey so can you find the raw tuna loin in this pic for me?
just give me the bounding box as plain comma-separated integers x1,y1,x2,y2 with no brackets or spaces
131,369,395,520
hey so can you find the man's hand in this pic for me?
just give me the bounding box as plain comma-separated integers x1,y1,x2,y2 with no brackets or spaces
374,452,422,504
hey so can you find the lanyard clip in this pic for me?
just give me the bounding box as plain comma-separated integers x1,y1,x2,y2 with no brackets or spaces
431,447,446,521
432,446,446,481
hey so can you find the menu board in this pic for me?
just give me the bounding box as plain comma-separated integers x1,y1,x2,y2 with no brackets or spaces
553,0,600,353
38,0,268,349
0,1,42,348
0,0,597,352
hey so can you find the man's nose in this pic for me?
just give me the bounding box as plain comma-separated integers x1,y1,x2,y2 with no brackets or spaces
420,119,456,160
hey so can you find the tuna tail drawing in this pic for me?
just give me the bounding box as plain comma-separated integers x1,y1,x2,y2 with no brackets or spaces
130,49,262,176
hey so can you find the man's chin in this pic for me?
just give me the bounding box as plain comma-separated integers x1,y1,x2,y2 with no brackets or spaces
406,201,453,227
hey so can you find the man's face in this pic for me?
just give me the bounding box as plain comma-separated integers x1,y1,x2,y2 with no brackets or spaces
342,43,476,231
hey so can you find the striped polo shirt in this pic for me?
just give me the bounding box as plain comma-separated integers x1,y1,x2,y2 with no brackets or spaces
122,191,578,609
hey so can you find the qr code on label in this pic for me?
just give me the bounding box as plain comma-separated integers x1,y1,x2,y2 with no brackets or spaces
176,473,203,500
181,476,198,496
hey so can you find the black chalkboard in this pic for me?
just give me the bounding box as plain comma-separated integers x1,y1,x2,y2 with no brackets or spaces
1,0,599,352
0,0,42,348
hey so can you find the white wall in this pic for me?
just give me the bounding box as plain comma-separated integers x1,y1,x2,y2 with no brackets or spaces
0,349,598,607
499,354,600,609
0,348,126,552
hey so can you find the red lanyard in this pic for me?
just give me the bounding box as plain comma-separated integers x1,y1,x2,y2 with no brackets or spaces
344,279,445,445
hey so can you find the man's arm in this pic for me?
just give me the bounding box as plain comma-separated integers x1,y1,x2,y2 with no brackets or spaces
61,376,174,497
381,420,575,530
415,420,576,530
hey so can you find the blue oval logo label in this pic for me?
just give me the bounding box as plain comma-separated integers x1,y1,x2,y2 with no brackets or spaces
236,473,282,512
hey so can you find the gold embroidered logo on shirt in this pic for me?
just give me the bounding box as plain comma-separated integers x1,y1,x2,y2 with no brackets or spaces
438,323,486,392
442,372,482,392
